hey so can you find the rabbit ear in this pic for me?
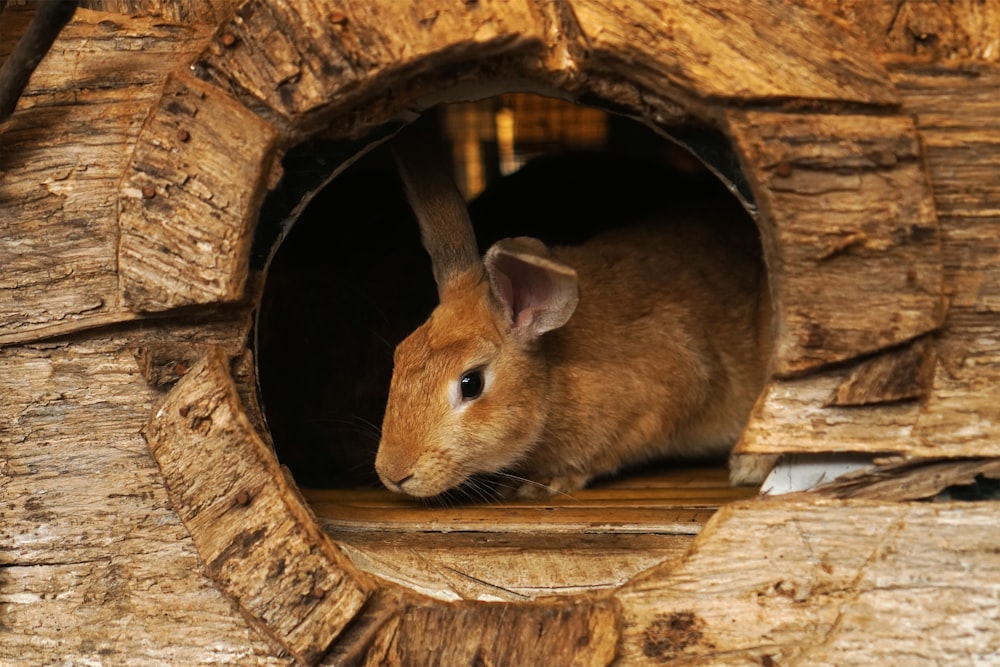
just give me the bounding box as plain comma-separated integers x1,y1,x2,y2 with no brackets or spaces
392,129,482,297
484,237,579,341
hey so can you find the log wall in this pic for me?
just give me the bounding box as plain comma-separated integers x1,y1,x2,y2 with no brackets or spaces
2,1,1000,664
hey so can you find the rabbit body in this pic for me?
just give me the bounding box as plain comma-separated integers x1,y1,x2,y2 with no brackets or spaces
376,195,771,498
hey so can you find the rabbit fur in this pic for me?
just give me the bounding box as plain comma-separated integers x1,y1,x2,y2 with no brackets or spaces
375,132,772,499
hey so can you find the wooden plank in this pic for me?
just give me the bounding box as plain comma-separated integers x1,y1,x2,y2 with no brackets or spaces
304,467,749,601
0,333,285,665
569,0,898,109
615,499,1000,665
333,534,690,601
727,110,944,377
0,9,211,345
118,71,280,311
193,0,549,126
313,504,717,535
145,348,373,664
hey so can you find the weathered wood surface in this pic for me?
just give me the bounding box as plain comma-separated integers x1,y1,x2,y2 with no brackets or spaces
800,0,1000,63
118,70,280,311
332,533,689,603
3,2,1000,666
569,0,897,112
809,457,1000,501
333,595,620,667
0,8,211,345
0,332,287,666
737,62,1000,460
307,467,753,601
827,336,937,407
727,110,943,377
80,0,242,25
616,499,1000,665
145,349,373,664
65,0,1000,66
193,0,551,133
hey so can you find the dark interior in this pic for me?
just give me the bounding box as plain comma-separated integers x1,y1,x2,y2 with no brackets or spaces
254,99,758,490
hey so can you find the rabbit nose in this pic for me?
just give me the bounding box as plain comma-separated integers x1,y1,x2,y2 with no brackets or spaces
375,456,415,492
384,472,413,493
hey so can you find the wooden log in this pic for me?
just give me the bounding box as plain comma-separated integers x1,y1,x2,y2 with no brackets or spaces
616,499,1000,665
569,0,898,112
0,8,211,344
726,109,944,377
0,332,286,665
144,348,373,664
736,62,1000,460
192,0,551,131
79,0,243,25
798,0,1000,62
118,70,280,311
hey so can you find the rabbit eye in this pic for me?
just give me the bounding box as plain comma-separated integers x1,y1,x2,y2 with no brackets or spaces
460,370,485,401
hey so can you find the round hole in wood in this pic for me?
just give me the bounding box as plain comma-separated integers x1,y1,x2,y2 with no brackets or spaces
251,95,767,601
128,3,946,660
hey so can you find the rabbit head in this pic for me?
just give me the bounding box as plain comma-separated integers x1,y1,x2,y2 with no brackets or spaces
375,133,578,497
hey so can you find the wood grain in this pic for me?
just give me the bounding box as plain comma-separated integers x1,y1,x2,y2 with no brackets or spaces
305,467,753,601
145,349,373,664
828,336,937,407
0,333,286,665
569,0,898,111
808,457,1000,501
0,9,211,345
616,499,1000,665
799,0,1000,63
3,3,1000,666
736,62,1000,461
80,0,243,25
192,0,550,129
337,595,620,667
727,109,944,377
118,71,279,311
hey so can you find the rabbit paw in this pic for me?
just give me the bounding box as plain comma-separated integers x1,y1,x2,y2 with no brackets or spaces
514,473,590,499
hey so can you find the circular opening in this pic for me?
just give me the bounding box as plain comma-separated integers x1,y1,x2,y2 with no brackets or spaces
254,93,765,493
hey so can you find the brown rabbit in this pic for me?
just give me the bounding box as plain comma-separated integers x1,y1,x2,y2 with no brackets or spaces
375,131,773,499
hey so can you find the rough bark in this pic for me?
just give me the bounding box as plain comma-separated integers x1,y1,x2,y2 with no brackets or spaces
616,500,1000,665
0,8,211,345
79,0,242,24
799,0,1000,63
569,0,898,114
118,70,280,311
736,62,1000,460
727,109,944,377
0,331,286,666
144,349,373,664
2,2,1000,666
